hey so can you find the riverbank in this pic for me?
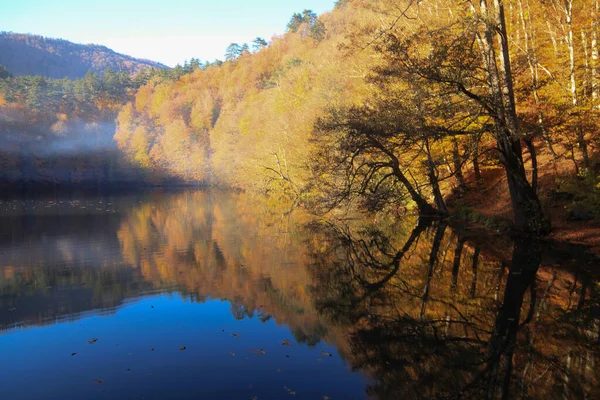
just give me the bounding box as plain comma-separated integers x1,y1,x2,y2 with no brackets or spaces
446,145,600,255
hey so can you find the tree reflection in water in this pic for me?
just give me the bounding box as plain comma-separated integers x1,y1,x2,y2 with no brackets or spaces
0,191,598,399
305,218,600,399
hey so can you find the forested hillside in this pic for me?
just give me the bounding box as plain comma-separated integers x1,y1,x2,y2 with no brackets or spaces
112,1,598,234
113,7,371,191
0,32,167,79
2,1,600,237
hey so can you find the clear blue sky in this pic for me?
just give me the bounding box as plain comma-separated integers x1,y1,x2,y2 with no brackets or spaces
0,0,335,66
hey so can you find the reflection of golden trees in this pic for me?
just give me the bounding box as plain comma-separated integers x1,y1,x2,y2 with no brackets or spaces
116,190,330,343
305,218,600,399
116,191,600,398
1,191,598,398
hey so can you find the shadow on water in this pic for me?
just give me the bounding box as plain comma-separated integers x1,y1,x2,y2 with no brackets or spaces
0,189,598,398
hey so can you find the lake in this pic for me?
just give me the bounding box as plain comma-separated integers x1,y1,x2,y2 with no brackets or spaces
0,189,598,399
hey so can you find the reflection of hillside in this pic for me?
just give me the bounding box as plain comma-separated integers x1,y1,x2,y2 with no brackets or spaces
0,195,154,329
116,190,332,345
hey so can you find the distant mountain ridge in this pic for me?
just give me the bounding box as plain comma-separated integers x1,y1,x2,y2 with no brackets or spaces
0,32,168,79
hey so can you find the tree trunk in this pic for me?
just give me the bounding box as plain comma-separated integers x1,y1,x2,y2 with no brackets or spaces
518,0,558,164
475,0,551,234
451,235,466,291
523,137,538,194
565,0,590,169
582,29,591,99
425,138,448,214
592,0,599,107
452,139,467,192
471,246,480,298
371,137,439,215
420,221,447,319
473,142,482,180
390,158,437,215
486,237,543,399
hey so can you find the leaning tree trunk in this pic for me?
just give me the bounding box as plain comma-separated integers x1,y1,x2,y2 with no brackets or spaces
425,138,449,214
371,137,439,215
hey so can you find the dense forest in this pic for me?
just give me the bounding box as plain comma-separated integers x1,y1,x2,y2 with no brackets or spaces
1,0,600,237
0,32,167,79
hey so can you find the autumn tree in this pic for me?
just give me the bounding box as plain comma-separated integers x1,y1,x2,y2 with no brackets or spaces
356,0,550,233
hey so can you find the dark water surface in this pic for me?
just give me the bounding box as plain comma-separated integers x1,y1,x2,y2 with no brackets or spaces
0,189,598,399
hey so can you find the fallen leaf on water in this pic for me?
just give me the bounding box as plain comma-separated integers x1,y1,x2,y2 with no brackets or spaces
284,386,297,395
249,349,266,355
87,338,98,344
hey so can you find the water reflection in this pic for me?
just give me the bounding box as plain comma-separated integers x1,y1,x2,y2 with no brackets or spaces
0,190,598,399
306,218,600,399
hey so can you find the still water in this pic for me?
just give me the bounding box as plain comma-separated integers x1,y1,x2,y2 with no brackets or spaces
0,189,598,399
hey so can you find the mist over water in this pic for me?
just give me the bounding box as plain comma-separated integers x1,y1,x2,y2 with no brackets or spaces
0,116,178,187
0,121,116,154
40,121,118,155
